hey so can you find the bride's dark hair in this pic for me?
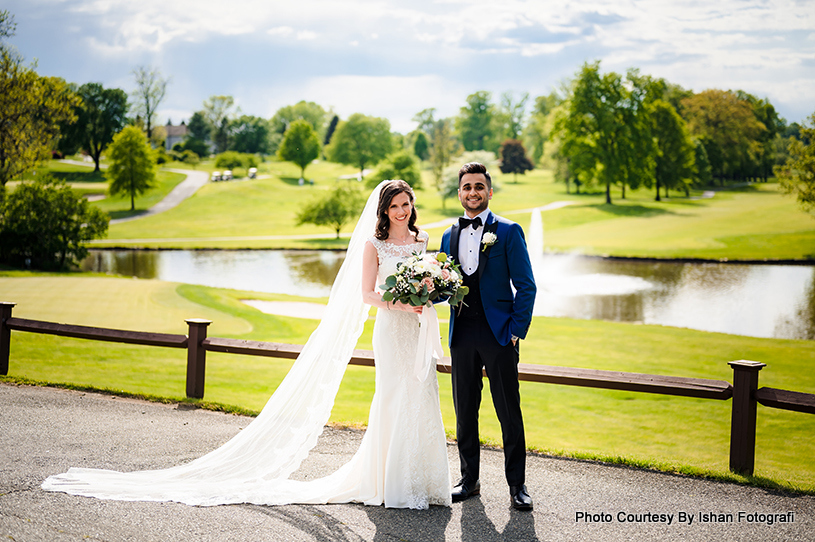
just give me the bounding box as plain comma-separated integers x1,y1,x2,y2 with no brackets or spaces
374,180,419,241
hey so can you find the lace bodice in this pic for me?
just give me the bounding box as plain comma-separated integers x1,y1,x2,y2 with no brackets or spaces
368,232,429,282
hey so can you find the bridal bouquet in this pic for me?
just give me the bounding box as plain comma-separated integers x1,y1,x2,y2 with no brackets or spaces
380,252,469,308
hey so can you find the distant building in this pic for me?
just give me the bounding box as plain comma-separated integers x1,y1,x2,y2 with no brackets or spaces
165,121,188,150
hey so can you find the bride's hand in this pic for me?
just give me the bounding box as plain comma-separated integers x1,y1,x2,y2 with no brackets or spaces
394,301,423,314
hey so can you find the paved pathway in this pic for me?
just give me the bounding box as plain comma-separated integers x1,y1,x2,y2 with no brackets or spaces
110,169,209,225
2,383,812,541
60,158,106,169
59,160,209,225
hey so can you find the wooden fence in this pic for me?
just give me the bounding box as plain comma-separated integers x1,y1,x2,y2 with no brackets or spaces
2,301,813,477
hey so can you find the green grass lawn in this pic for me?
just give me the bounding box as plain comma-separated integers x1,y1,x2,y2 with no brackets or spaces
21,158,108,183
2,273,814,493
72,157,815,261
91,159,464,249
13,157,815,259
542,183,815,261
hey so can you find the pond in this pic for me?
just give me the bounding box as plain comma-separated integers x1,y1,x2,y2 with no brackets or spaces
81,248,814,341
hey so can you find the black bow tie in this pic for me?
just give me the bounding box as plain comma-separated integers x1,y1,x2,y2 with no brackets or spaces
459,216,483,229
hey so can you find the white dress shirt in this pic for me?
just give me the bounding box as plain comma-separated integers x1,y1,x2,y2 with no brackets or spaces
458,209,491,276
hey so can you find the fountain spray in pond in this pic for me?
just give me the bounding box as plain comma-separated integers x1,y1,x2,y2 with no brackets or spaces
528,208,653,317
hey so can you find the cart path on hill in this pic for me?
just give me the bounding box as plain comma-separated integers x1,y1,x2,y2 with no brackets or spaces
59,160,209,225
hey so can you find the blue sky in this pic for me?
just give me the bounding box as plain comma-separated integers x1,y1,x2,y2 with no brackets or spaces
6,0,814,133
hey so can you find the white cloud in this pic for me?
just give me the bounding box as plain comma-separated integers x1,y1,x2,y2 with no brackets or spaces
268,26,295,37
296,30,318,40
261,74,468,133
6,0,814,124
28,0,812,58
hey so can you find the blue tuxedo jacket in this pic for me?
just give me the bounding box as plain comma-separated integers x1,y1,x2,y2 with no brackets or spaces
440,210,537,347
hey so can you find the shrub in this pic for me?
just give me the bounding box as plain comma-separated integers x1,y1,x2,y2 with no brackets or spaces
296,182,364,238
0,177,109,270
365,150,422,189
181,137,210,158
214,151,257,170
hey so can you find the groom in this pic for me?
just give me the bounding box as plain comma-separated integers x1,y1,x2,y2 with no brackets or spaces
440,162,537,511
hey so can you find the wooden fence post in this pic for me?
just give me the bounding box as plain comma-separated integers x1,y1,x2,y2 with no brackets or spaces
0,302,15,376
185,319,211,399
728,360,766,475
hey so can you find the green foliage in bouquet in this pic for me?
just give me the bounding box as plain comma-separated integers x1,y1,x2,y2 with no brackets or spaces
379,251,469,308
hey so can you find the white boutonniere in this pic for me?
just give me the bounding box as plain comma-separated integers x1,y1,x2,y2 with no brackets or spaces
481,231,498,252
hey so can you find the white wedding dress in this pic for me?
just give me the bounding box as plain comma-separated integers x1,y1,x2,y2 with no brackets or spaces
42,182,451,509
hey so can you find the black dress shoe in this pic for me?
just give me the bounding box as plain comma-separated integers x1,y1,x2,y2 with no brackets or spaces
451,478,480,502
510,484,533,511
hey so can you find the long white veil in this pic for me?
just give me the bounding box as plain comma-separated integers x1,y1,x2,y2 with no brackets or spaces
42,181,388,505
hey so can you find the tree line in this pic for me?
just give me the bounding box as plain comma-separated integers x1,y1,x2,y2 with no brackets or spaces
2,8,814,268
3,10,809,209
546,61,803,204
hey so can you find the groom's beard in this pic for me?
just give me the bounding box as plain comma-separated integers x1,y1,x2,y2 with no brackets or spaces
461,196,489,214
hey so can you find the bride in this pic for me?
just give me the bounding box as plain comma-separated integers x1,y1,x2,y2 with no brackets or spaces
42,180,451,509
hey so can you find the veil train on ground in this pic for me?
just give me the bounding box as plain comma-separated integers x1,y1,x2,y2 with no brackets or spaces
42,182,389,506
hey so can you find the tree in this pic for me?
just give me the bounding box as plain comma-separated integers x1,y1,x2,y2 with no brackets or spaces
553,62,656,204
130,65,168,140
693,138,713,187
324,114,339,146
499,139,534,182
456,91,498,152
0,47,79,200
270,101,329,154
650,100,695,199
106,126,156,211
179,110,211,157
662,82,693,114
149,124,166,151
783,122,802,140
58,82,128,171
203,95,236,153
296,182,365,238
229,115,271,155
497,91,529,140
0,177,108,270
278,119,321,179
366,150,421,189
412,108,437,135
681,90,765,183
524,92,561,164
428,118,459,202
187,111,211,140
739,92,785,181
1,10,16,40
271,101,328,136
774,112,815,216
326,113,392,177
413,131,429,161
181,136,209,158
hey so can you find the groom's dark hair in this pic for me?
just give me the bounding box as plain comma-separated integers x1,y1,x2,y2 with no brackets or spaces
458,162,492,189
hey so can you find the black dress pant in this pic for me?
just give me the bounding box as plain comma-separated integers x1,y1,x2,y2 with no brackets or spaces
451,313,526,487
